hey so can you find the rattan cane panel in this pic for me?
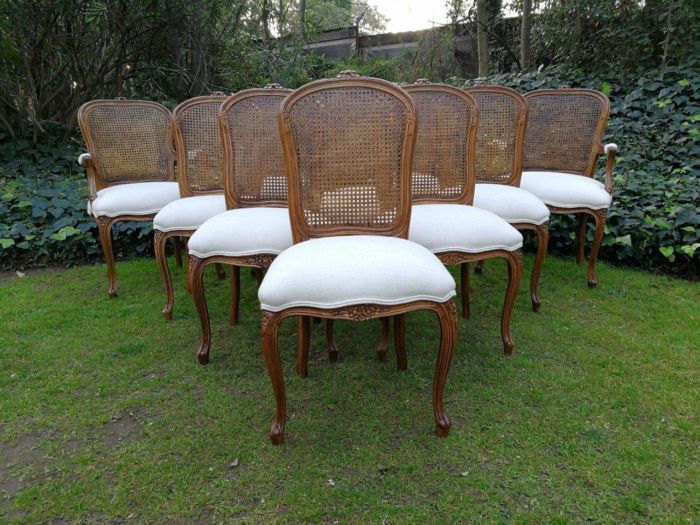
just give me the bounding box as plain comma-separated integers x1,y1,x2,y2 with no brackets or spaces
409,91,471,200
224,95,288,206
177,99,225,193
81,104,172,184
524,92,607,175
469,91,522,183
287,87,407,232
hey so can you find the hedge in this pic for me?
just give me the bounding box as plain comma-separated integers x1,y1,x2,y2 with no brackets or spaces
1,63,698,277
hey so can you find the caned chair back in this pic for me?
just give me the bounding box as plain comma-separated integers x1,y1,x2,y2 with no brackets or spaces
523,89,609,177
219,87,292,209
77,100,175,191
279,75,417,243
173,96,227,197
464,85,527,186
404,82,479,205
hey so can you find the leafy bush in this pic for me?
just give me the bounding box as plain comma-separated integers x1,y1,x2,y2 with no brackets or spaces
0,140,152,270
456,62,700,278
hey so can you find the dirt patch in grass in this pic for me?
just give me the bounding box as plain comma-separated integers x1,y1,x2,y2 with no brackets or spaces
100,412,144,448
0,435,49,497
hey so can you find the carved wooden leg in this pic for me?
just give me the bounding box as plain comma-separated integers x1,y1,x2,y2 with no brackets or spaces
501,250,523,356
215,263,226,280
577,213,588,264
173,237,183,268
376,317,390,362
394,314,407,371
530,222,549,312
588,209,607,288
474,260,485,274
184,239,192,294
189,255,212,365
433,299,457,438
253,267,264,287
262,311,285,445
229,265,240,325
154,230,174,320
296,316,310,377
460,263,470,319
97,216,118,298
325,319,339,362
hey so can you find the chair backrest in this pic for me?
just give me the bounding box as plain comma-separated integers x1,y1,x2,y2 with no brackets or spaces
77,100,175,190
173,96,227,197
279,73,417,243
463,85,527,186
219,86,292,209
523,89,609,177
404,82,479,205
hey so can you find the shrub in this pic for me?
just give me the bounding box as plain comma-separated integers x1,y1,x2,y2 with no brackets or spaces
456,62,700,278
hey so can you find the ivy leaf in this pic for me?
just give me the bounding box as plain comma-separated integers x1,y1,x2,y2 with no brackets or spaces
601,81,612,95
659,246,675,261
615,234,632,246
0,238,15,248
679,243,700,257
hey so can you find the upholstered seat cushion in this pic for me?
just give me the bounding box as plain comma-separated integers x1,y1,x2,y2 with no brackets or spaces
520,171,612,210
89,181,180,218
473,183,550,225
258,235,456,312
153,194,227,232
188,207,293,259
409,204,523,254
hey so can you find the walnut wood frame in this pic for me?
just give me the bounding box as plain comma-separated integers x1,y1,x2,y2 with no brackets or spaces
463,85,548,311
264,74,458,444
155,96,228,319
189,87,292,364
404,83,523,355
523,89,615,287
77,99,175,298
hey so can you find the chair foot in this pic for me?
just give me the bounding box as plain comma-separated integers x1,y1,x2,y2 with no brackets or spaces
435,421,451,438
197,346,210,365
269,424,284,445
108,289,118,299
531,297,541,312
503,339,514,356
587,277,598,288
163,310,173,321
326,319,339,362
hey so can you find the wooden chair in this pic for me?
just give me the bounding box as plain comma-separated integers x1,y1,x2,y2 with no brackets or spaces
77,100,180,298
404,82,524,355
464,85,550,311
258,73,458,444
187,86,293,365
520,89,618,287
154,96,228,320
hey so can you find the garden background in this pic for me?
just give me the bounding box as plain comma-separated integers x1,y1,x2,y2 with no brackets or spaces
1,0,699,278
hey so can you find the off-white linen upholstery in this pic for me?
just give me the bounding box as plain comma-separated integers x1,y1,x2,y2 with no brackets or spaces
520,171,612,210
409,204,523,253
258,235,456,312
89,181,180,218
153,194,226,232
188,207,293,259
473,183,550,225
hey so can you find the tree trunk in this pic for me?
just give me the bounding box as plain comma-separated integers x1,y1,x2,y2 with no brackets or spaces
261,0,272,41
299,0,306,38
520,0,531,69
476,0,489,76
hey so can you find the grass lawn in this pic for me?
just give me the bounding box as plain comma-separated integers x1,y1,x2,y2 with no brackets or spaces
1,254,698,524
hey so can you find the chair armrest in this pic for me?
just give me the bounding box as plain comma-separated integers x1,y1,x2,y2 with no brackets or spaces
77,153,97,201
603,143,618,194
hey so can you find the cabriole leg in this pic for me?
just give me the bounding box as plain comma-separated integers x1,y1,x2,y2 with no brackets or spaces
154,230,174,320
189,256,212,365
262,312,285,445
325,319,339,362
460,263,470,319
588,209,607,288
394,314,407,371
530,223,549,312
296,316,310,377
377,317,390,362
230,265,240,325
433,299,457,438
97,216,118,298
501,250,523,356
577,213,588,264
174,237,183,268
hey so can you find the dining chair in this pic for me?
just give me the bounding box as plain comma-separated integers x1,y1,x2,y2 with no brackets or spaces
258,72,458,444
520,89,618,287
154,95,228,320
187,86,293,365
77,99,180,298
464,85,550,311
404,81,524,355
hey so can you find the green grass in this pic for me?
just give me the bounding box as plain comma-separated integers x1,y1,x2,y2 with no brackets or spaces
1,254,698,524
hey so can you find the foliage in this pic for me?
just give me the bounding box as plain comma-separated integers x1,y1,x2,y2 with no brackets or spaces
458,61,700,277
1,257,699,522
0,140,152,270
